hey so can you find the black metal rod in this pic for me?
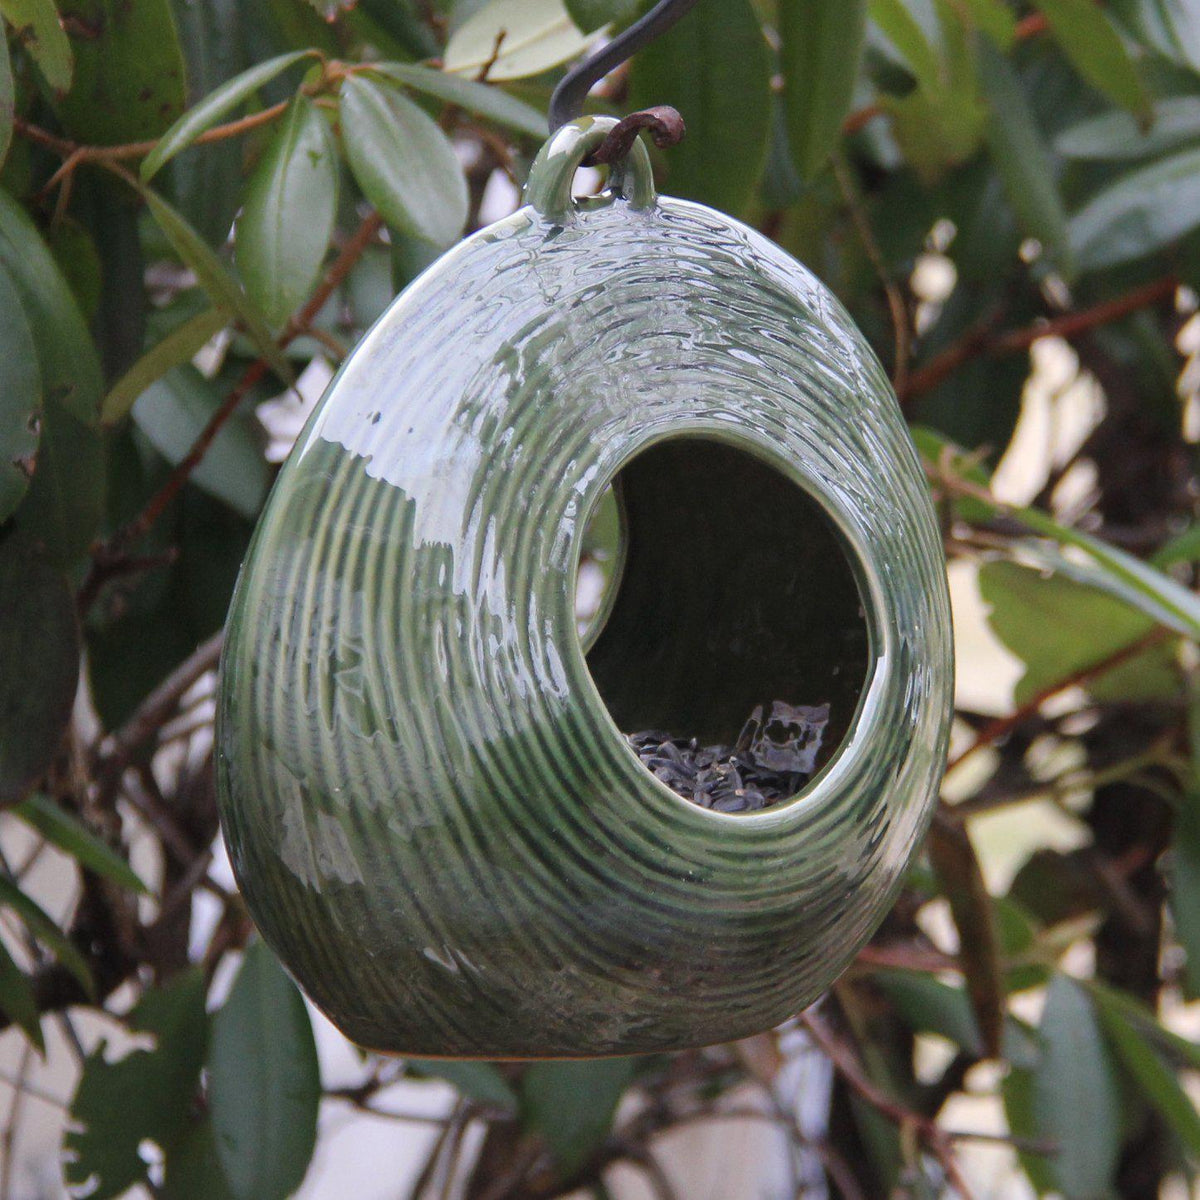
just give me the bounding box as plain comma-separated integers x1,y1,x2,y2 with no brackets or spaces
548,0,702,133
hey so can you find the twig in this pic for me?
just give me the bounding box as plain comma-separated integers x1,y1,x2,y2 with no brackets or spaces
899,275,1179,404
831,153,911,394
800,1010,976,1200
945,628,1171,774
84,208,385,588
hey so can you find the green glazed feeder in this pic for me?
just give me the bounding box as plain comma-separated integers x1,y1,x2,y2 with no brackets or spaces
216,117,954,1059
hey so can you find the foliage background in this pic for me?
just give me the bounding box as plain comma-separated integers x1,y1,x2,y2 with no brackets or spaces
0,0,1198,1195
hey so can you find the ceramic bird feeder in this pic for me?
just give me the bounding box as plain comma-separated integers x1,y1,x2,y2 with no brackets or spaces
215,115,953,1060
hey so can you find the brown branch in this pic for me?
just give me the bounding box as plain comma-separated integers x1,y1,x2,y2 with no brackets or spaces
945,627,1171,775
83,208,385,589
899,275,1179,404
800,1010,976,1200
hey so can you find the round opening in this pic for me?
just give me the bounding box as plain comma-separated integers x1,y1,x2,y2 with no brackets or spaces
575,436,873,814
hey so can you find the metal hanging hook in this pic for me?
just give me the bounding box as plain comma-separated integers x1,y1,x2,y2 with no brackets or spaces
548,0,700,164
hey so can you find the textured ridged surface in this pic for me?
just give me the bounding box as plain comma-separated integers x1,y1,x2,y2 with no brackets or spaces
216,119,954,1058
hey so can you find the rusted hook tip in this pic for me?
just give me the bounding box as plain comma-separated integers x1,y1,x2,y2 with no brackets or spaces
587,106,686,166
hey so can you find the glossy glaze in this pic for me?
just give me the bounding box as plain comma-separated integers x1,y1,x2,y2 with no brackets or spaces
216,117,953,1058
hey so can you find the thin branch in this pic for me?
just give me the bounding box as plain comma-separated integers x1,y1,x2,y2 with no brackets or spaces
899,274,1179,404
800,1010,976,1200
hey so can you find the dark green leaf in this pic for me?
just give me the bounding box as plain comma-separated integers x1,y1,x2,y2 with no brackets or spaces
0,187,104,423
142,49,317,181
162,1117,235,1200
15,793,148,893
407,1059,519,1110
443,0,593,81
208,940,320,1200
0,937,42,1051
138,184,293,381
876,969,1040,1068
1070,145,1200,270
368,61,547,139
628,0,771,214
1172,791,1200,1000
1003,1067,1058,1193
978,43,1072,273
1033,974,1122,1198
0,0,73,90
132,365,270,518
1093,987,1200,1155
0,548,79,804
103,307,227,425
236,94,336,329
1057,97,1200,161
10,397,105,564
65,971,209,1200
780,0,868,180
563,0,635,33
0,35,12,168
340,74,468,247
52,0,188,143
0,260,41,523
1085,980,1200,1071
1034,0,1149,117
522,1058,637,1177
0,873,91,989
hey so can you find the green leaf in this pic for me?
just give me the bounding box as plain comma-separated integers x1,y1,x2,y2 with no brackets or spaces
15,793,147,893
960,0,1017,47
1033,974,1122,1199
979,560,1178,705
876,970,1040,1068
1085,980,1200,1070
407,1059,519,1110
138,184,293,381
0,34,12,168
564,0,635,33
1003,1067,1058,1193
132,365,270,518
0,874,90,990
0,0,72,90
103,307,227,425
0,548,80,805
65,971,209,1200
444,0,594,81
0,260,41,523
1172,791,1200,1000
10,397,105,564
1069,145,1200,270
522,1058,637,1177
142,49,317,181
236,95,336,330
162,1117,235,1200
208,940,320,1200
1013,505,1200,640
1034,0,1149,117
1093,987,1200,1155
627,0,771,214
340,75,468,247
52,0,188,144
0,187,104,423
978,43,1072,273
367,61,547,138
1057,97,1200,161
870,0,942,92
780,0,867,180
0,937,42,1051
1108,0,1200,72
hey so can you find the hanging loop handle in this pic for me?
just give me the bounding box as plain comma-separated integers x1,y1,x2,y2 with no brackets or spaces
524,116,656,221
547,0,699,164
